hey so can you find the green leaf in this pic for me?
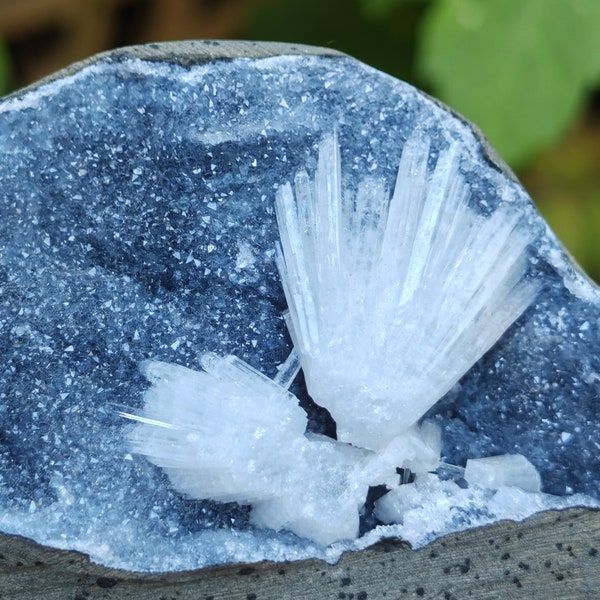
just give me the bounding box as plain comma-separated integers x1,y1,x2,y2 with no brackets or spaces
418,0,600,168
359,0,424,20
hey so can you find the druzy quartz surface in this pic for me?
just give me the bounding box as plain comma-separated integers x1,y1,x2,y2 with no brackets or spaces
0,44,598,571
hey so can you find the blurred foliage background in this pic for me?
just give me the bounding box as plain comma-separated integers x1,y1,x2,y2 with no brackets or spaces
0,0,599,281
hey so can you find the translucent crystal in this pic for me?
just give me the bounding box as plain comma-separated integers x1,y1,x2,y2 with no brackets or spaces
464,453,542,493
127,353,445,544
130,130,536,545
372,472,594,548
124,354,375,545
276,133,538,451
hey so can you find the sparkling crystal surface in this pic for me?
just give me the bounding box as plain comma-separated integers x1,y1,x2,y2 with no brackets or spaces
0,49,599,571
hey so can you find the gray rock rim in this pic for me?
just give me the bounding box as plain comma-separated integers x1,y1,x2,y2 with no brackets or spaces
2,39,517,182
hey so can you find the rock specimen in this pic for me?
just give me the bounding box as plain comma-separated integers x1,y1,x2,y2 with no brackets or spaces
0,41,598,571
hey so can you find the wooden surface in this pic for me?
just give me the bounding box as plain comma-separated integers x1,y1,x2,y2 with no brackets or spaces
0,508,598,599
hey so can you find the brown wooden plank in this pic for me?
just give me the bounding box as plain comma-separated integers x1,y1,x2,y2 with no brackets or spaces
0,508,598,599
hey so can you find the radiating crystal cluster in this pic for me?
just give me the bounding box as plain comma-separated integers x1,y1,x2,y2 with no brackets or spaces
126,356,371,546
128,130,542,544
275,133,538,450
0,44,599,572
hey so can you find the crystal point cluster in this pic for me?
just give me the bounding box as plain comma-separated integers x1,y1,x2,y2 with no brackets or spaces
125,355,369,545
275,132,539,450
129,130,541,544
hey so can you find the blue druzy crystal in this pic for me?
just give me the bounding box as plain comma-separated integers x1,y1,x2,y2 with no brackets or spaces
0,42,598,571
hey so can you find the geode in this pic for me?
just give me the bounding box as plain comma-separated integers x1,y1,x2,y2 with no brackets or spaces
0,40,598,572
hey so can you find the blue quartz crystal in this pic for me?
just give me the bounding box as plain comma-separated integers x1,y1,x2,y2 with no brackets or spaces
0,44,598,571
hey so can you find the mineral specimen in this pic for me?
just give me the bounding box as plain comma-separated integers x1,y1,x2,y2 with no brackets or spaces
128,129,539,544
0,41,598,571
274,131,538,451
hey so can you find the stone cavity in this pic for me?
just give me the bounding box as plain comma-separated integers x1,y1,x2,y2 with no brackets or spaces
0,47,599,572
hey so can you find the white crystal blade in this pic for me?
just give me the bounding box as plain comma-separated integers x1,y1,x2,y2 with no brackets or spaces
126,355,382,545
275,131,539,450
127,357,308,504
